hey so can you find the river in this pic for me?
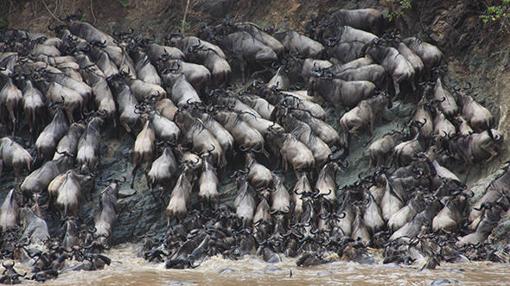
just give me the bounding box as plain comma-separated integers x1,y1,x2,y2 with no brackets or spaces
20,244,508,286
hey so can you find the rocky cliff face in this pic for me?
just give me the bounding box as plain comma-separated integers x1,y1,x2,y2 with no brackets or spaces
3,0,510,244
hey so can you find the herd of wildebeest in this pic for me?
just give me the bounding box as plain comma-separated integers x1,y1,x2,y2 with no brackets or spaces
0,7,508,284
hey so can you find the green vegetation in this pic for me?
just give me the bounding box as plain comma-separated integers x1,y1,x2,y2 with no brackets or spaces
384,0,413,22
118,0,129,8
0,17,7,29
181,20,191,34
0,0,9,29
480,0,510,25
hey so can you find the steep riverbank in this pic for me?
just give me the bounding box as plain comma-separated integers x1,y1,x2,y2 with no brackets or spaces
2,0,510,267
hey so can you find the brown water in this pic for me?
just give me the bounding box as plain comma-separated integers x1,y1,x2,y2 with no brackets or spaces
18,244,509,286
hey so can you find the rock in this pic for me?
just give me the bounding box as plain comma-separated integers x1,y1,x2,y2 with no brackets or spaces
430,279,460,286
218,267,236,275
316,270,332,277
490,214,510,245
119,187,137,198
264,265,282,273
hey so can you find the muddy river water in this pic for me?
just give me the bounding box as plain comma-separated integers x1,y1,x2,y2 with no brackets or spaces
17,244,507,286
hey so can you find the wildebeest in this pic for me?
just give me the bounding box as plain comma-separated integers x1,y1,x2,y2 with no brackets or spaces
0,74,23,133
165,169,195,225
339,92,390,137
265,127,315,173
367,130,406,167
325,26,378,63
308,72,376,109
95,178,122,244
326,8,385,35
77,116,104,171
457,92,494,132
20,207,49,245
175,108,225,167
147,144,178,188
363,39,415,96
441,129,503,164
169,35,230,85
220,31,278,81
274,31,324,58
131,119,156,188
245,152,272,190
0,137,32,179
108,75,140,133
0,189,18,230
402,37,443,71
35,109,69,159
334,64,387,89
21,78,46,136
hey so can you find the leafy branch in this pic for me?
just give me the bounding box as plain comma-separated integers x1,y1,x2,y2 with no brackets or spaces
480,0,510,33
383,0,413,22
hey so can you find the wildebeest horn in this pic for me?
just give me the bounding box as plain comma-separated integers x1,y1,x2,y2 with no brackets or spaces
270,209,289,215
473,203,490,211
487,128,496,141
318,212,330,220
166,33,183,44
315,189,332,198
56,150,75,157
293,188,303,195
335,212,347,219
230,169,247,178
113,176,127,183
2,261,14,268
413,119,427,129
464,190,475,198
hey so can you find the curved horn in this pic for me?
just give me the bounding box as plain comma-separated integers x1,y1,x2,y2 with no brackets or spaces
464,190,475,198
55,150,75,158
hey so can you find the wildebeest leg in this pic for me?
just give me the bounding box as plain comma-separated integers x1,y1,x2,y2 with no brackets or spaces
240,58,246,83
145,172,152,190
368,155,374,168
8,106,16,136
374,155,382,168
410,80,416,94
65,108,75,123
350,124,362,136
485,150,498,163
393,78,400,97
131,164,140,189
213,199,219,212
251,67,272,79
157,188,167,207
0,159,3,177
149,188,159,203
280,155,288,172
14,167,21,186
28,112,37,143
119,121,130,136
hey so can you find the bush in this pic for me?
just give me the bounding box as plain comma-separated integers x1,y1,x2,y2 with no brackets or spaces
118,0,129,8
384,0,413,22
480,0,510,25
0,17,7,29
